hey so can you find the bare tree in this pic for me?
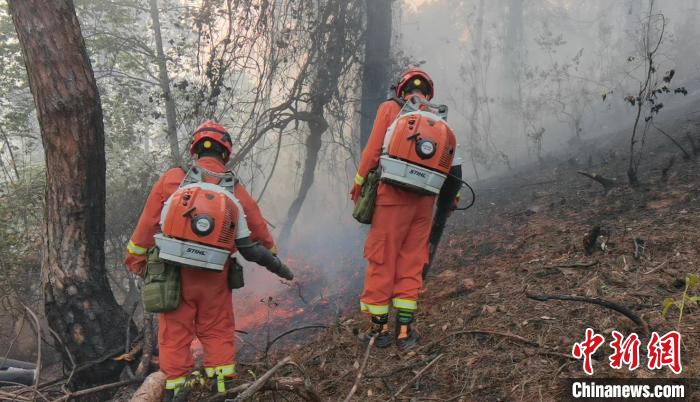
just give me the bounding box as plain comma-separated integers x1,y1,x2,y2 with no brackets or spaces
277,0,364,245
149,0,182,166
7,0,132,389
623,0,686,186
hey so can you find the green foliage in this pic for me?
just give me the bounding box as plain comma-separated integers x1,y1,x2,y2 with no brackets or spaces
0,167,45,303
661,274,700,325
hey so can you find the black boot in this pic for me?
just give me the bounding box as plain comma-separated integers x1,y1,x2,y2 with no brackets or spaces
163,390,175,402
395,310,419,350
370,314,393,348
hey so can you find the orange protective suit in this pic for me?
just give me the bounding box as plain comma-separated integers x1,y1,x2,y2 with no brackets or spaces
125,156,275,382
355,99,435,315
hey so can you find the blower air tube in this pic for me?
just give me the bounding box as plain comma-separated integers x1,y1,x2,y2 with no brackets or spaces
235,237,294,280
423,164,463,280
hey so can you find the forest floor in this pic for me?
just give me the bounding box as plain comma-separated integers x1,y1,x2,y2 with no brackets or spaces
207,107,700,401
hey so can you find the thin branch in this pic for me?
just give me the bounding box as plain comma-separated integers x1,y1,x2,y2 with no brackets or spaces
547,260,599,269
230,356,292,401
342,335,375,402
391,354,444,400
53,378,141,401
652,122,691,159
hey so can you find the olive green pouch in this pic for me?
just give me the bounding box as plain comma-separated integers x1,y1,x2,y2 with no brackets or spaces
228,258,244,290
352,169,381,224
143,247,181,313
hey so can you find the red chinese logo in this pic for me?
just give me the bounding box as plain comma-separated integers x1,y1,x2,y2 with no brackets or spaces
572,328,605,375
572,329,683,375
609,331,641,370
647,331,682,374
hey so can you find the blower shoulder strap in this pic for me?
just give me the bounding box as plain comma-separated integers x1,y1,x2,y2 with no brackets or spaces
390,96,405,107
179,164,238,193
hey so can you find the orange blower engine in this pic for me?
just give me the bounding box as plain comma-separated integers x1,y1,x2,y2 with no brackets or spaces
379,96,457,195
153,181,250,272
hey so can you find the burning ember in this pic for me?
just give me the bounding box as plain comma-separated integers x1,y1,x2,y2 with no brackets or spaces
232,251,364,357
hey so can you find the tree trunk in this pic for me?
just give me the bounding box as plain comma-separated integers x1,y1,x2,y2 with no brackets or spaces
359,0,392,149
278,112,327,245
279,0,347,245
149,0,182,166
8,0,132,389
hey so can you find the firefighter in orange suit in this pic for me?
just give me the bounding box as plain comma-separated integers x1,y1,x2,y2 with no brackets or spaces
352,69,442,349
125,121,285,398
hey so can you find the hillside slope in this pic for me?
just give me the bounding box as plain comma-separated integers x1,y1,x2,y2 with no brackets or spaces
264,111,700,401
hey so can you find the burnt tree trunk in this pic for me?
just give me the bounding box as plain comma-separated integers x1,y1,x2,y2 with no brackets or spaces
278,0,351,245
149,0,182,166
8,0,132,389
359,0,392,149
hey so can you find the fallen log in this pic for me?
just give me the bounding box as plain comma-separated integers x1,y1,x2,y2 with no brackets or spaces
0,368,35,387
0,359,36,370
129,371,166,402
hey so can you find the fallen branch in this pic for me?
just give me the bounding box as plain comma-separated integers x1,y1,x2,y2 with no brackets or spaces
39,343,135,390
548,260,599,269
0,389,32,402
231,356,292,401
261,377,321,402
54,378,141,401
391,353,443,400
643,260,667,275
342,335,375,402
526,293,650,336
577,170,617,193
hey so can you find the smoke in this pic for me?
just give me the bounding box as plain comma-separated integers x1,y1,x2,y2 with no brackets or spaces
396,0,700,176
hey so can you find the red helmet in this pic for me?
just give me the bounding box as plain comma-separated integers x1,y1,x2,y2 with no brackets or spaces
189,120,233,158
395,68,434,100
